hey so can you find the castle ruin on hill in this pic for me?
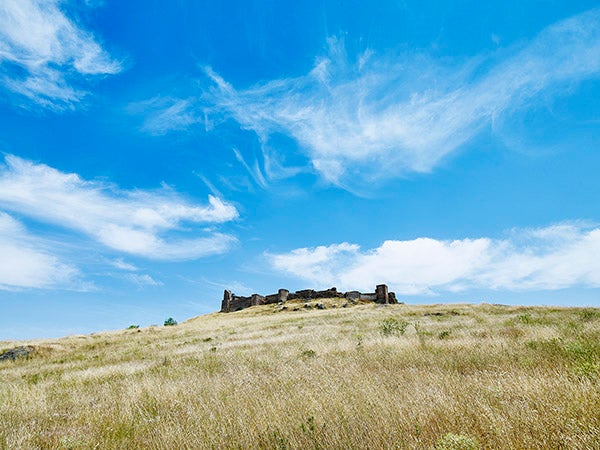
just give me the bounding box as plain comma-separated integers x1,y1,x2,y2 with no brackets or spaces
220,284,398,312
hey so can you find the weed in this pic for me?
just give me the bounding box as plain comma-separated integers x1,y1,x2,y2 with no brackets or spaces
438,330,451,340
434,433,479,450
23,373,41,385
199,352,222,375
499,326,525,339
517,313,534,324
525,338,564,359
59,435,85,450
300,415,325,437
380,317,408,336
413,320,427,345
271,431,290,449
579,309,599,321
565,336,600,366
572,361,598,380
300,416,316,433
301,349,316,358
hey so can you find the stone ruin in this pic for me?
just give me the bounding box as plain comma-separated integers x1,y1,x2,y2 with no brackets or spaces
220,284,398,312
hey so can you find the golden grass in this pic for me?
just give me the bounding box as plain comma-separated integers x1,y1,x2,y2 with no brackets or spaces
1,302,599,449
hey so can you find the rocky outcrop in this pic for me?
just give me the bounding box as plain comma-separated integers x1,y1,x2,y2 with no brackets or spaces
220,284,398,312
0,346,35,362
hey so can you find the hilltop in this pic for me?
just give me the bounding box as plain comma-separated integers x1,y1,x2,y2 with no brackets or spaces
1,302,599,449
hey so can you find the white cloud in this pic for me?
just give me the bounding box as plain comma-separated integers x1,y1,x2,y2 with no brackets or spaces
108,258,162,287
0,155,238,260
110,258,139,272
129,96,202,136
232,147,268,188
0,0,121,109
268,223,600,295
0,212,82,290
126,273,162,287
269,243,359,288
199,8,600,186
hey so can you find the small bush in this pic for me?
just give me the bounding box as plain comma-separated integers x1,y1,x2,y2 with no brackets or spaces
380,317,408,336
572,361,599,380
438,330,451,340
300,416,316,433
526,338,565,359
301,349,316,358
127,325,139,329
435,432,479,450
271,431,290,449
517,313,533,324
163,317,178,327
413,320,428,345
579,309,599,321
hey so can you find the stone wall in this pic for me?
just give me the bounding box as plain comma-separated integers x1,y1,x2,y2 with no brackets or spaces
221,290,252,313
287,287,344,301
220,284,398,312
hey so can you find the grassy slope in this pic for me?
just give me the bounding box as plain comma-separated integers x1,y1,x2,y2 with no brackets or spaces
1,301,599,449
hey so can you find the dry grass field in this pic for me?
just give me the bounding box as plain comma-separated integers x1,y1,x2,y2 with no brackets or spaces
1,301,599,449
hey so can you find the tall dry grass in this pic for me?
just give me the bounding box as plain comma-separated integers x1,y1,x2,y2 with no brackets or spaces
1,302,599,449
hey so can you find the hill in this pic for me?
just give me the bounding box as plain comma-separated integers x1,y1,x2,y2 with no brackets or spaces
1,302,599,449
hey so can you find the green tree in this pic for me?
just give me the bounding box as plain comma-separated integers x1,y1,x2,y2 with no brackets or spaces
164,317,178,326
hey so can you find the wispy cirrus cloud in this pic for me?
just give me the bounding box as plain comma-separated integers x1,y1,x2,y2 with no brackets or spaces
110,258,139,272
125,273,163,287
0,155,238,260
107,258,162,288
268,223,600,295
192,8,599,187
0,212,83,290
128,96,202,136
0,0,121,109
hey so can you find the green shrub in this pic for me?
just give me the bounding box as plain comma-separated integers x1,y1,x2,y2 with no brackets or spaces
434,433,479,450
517,313,534,324
301,349,316,358
438,330,451,340
579,309,599,321
380,317,408,336
413,320,428,345
163,317,178,327
300,416,316,433
572,361,599,380
127,325,139,329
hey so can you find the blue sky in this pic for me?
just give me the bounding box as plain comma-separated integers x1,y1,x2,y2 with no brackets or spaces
1,0,599,340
